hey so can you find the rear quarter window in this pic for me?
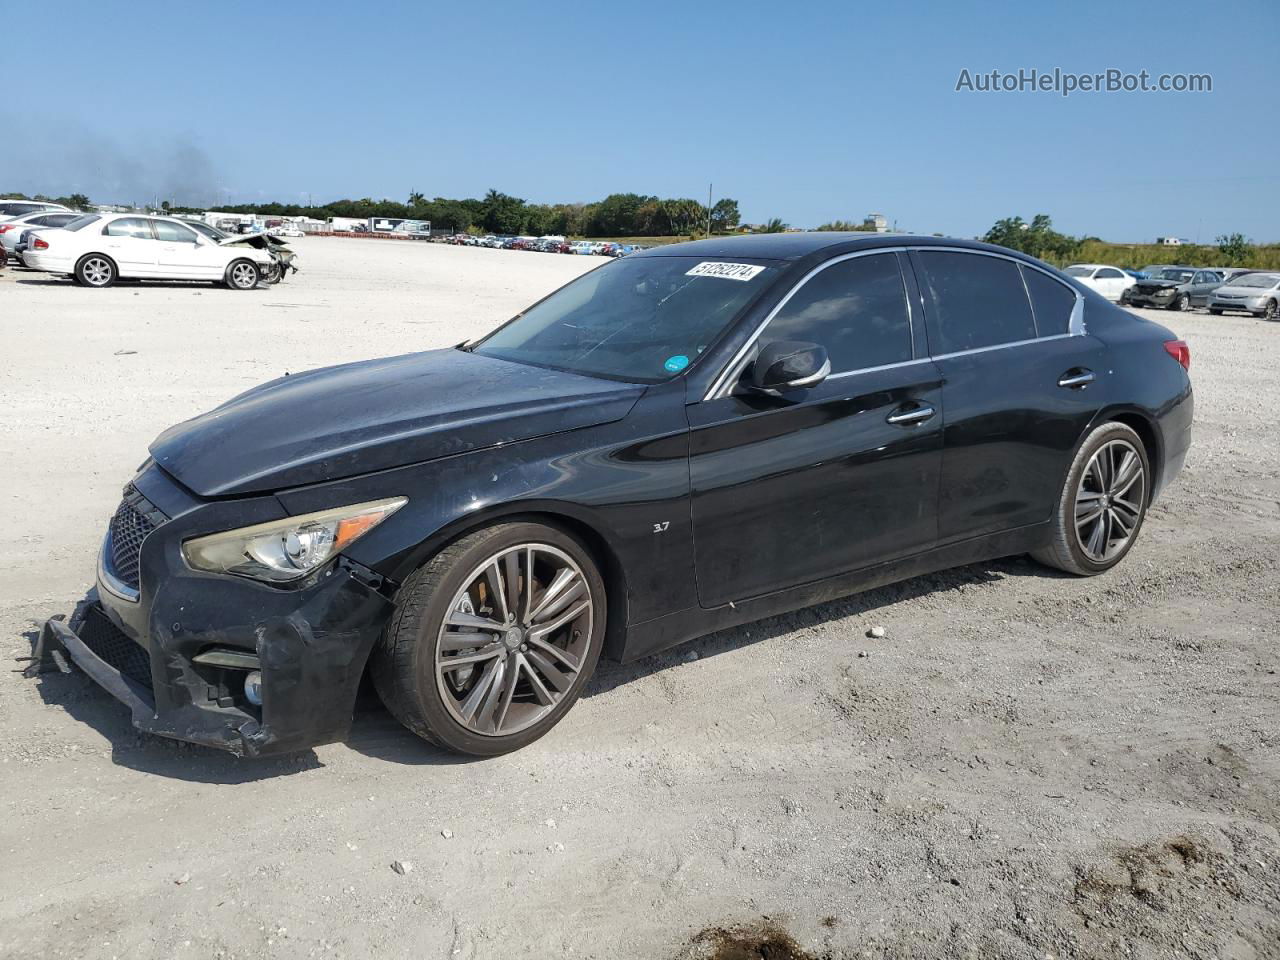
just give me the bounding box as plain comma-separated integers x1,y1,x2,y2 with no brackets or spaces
1021,265,1077,337
914,251,1037,353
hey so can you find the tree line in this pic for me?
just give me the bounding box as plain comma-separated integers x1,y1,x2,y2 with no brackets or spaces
180,190,742,239
983,214,1278,270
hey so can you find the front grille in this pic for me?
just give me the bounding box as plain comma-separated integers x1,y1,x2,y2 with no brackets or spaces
106,487,166,591
78,605,154,690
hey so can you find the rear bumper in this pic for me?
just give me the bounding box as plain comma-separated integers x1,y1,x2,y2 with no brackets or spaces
22,252,71,273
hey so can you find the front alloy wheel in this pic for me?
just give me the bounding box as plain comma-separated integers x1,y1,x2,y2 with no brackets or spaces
372,521,605,755
1175,293,1191,311
226,260,260,290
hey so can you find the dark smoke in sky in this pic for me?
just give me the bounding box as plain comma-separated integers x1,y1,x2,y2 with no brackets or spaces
1,113,228,206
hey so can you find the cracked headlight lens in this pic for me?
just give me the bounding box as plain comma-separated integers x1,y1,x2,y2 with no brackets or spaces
182,497,406,583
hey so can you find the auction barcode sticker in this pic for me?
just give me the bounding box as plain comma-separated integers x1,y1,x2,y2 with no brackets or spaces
685,261,766,281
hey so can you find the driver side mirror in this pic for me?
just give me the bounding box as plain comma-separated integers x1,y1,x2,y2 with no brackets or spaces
749,340,831,392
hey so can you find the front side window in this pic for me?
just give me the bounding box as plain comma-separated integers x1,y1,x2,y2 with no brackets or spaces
153,219,198,243
104,217,154,239
1021,265,1076,336
757,253,912,373
472,256,779,382
915,251,1036,353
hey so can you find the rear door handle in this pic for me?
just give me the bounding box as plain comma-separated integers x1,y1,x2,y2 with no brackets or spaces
886,403,936,425
1058,369,1095,389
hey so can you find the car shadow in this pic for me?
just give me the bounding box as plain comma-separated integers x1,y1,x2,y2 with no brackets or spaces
24,555,1064,776
582,553,1058,698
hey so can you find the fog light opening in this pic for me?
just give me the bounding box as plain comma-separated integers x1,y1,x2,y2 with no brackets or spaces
244,670,263,706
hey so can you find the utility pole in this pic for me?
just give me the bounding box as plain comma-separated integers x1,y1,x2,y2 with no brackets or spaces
706,183,713,238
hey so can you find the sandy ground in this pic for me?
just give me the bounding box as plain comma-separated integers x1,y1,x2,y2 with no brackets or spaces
1,238,1277,960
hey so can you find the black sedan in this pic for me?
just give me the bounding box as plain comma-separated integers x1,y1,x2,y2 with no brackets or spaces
32,233,1193,757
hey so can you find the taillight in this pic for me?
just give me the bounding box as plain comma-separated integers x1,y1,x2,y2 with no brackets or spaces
1163,339,1190,370
0,224,14,234
33,237,49,250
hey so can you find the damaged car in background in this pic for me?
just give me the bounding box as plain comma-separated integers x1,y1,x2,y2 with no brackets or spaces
20,212,297,289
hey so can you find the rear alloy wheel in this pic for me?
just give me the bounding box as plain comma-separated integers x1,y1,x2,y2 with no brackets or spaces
76,254,116,288
1032,422,1150,576
225,259,260,290
372,521,605,755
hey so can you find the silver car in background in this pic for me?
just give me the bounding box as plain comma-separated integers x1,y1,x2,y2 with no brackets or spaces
1208,273,1280,319
0,210,82,264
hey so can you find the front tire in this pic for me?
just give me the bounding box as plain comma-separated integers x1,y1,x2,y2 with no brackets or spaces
1209,308,1223,315
75,254,116,288
372,521,606,755
1173,292,1191,311
225,259,260,290
1265,299,1279,321
1032,422,1150,576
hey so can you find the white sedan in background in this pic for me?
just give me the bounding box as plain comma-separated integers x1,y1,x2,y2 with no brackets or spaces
22,213,281,289
1064,263,1137,302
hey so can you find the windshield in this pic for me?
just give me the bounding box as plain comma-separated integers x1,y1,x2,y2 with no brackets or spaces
1157,269,1194,282
63,214,102,232
1234,273,1279,288
186,220,229,241
472,256,780,382
1064,266,1094,277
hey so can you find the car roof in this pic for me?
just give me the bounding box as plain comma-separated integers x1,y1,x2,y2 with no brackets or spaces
630,232,1024,262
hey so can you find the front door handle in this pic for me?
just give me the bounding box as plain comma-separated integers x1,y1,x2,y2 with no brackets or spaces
1058,368,1095,389
886,403,936,425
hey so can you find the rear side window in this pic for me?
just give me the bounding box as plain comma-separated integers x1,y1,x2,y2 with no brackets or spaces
915,251,1036,353
104,218,154,239
759,253,912,372
1021,265,1076,336
64,215,102,232
1095,267,1125,279
0,202,43,217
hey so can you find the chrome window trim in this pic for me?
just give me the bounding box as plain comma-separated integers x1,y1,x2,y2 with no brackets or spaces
702,245,1085,402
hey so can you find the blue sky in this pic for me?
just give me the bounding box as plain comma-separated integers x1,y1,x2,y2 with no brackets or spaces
4,0,1277,241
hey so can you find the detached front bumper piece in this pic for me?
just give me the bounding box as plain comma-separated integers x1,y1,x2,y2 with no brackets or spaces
30,560,395,758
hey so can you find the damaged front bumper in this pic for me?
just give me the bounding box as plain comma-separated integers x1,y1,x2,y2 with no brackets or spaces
28,464,395,757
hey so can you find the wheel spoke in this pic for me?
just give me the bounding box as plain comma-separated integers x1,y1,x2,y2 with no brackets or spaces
438,642,503,671
473,658,510,732
493,655,521,731
523,647,574,693
484,561,509,622
528,598,590,641
520,656,558,706
1108,506,1134,536
503,549,521,622
1075,504,1104,527
529,567,584,623
446,610,503,631
441,629,498,651
527,634,581,672
1086,513,1106,557
457,658,503,722
1110,451,1138,494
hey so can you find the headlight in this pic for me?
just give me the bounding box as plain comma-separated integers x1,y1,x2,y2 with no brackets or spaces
182,497,406,583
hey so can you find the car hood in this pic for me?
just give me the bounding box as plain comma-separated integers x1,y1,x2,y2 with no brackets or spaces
1214,283,1273,297
150,348,645,497
1136,278,1182,288
218,233,290,249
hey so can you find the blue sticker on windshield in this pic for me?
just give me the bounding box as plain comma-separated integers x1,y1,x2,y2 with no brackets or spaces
664,355,690,373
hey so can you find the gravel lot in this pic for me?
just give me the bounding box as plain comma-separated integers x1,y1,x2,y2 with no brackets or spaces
1,238,1277,960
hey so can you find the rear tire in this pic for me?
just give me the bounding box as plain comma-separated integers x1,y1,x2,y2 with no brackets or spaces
75,254,116,288
225,259,260,290
371,521,606,756
1032,422,1150,576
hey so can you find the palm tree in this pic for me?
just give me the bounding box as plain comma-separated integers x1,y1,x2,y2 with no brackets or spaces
761,217,787,233
408,191,425,207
